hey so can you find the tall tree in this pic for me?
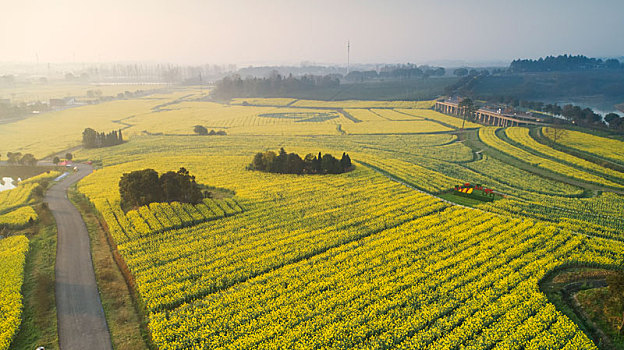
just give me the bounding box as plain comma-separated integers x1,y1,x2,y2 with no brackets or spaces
458,98,477,129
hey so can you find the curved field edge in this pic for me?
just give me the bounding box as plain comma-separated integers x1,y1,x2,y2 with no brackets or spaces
539,265,624,349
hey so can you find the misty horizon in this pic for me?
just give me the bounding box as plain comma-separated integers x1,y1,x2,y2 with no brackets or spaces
2,0,623,66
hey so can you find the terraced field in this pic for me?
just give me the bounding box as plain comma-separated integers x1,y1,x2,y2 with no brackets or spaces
2,90,623,349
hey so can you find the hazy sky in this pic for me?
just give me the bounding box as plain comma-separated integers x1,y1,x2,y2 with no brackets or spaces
2,0,623,66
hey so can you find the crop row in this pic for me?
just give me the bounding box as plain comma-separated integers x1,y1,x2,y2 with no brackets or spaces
0,183,38,215
479,127,622,188
542,127,624,165
0,206,38,229
0,235,29,350
95,197,243,245
147,207,604,349
506,127,624,184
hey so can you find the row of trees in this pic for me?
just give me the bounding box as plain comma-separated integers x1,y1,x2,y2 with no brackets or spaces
212,73,340,100
4,152,37,166
345,64,445,82
509,55,622,72
193,125,227,136
82,128,124,148
249,148,352,175
119,168,203,211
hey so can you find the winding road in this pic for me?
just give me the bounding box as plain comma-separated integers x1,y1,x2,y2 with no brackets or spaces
45,163,113,350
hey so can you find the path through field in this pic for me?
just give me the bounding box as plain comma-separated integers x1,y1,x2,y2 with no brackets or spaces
45,163,113,350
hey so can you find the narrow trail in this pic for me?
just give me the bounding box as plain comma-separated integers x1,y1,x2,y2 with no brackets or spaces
45,163,113,350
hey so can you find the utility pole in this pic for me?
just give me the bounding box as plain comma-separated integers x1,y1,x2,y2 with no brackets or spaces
347,40,350,75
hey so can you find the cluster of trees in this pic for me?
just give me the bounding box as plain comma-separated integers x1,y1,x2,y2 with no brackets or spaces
82,128,124,148
193,125,227,136
119,168,204,211
509,55,622,73
556,105,622,129
213,72,340,99
249,148,352,175
452,68,491,77
4,152,37,166
345,64,445,82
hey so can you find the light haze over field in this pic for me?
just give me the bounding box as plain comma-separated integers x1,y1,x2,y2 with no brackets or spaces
2,0,624,65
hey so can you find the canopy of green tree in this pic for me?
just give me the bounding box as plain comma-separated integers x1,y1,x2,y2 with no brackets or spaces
119,168,203,211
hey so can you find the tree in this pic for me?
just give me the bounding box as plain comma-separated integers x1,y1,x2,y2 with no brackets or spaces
119,169,162,210
6,152,21,164
340,152,352,170
543,123,568,143
159,168,203,204
82,128,98,148
458,98,477,129
605,113,623,130
19,153,37,166
453,68,468,77
53,156,60,165
251,152,266,171
194,125,208,135
65,153,73,161
321,154,341,174
286,152,304,174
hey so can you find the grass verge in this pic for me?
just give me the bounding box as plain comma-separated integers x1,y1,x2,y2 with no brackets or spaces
10,203,59,350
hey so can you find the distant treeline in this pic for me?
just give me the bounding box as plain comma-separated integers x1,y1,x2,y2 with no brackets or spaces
212,73,340,100
119,168,203,211
82,128,124,148
509,54,622,72
193,125,226,135
249,148,352,175
345,64,445,82
0,100,50,120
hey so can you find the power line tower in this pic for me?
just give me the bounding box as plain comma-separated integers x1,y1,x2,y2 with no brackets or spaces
347,40,350,75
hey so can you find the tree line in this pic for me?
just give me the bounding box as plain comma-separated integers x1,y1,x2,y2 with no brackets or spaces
212,72,340,100
82,128,124,148
193,125,227,135
345,64,445,82
509,54,622,73
248,148,352,175
119,168,204,211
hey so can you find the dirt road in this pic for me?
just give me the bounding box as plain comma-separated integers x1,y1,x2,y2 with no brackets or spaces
45,164,112,350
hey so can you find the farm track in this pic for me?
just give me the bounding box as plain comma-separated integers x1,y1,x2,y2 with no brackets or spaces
45,163,113,350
